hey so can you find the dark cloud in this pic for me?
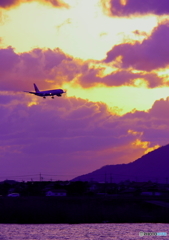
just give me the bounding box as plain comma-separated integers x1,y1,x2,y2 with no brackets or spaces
79,68,163,88
104,23,169,71
0,43,165,93
0,47,73,91
0,0,18,9
2,83,169,182
0,96,134,177
0,93,169,179
104,0,169,17
0,95,135,172
148,98,169,119
0,47,19,72
0,0,68,9
119,98,169,146
103,71,163,88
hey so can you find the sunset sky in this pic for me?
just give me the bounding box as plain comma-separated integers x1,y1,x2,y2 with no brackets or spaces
1,0,169,181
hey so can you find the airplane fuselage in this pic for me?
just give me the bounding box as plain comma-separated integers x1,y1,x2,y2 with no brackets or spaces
24,84,65,98
34,89,64,97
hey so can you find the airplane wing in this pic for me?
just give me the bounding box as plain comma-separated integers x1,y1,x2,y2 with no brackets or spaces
24,91,36,94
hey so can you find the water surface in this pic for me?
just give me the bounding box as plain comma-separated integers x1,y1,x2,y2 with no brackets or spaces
0,223,168,240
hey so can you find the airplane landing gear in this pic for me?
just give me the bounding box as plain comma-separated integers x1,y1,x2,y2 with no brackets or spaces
43,96,46,99
51,96,54,99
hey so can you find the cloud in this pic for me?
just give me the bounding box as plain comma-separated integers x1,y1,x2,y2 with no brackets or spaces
0,95,135,176
0,0,68,9
120,98,169,146
1,91,169,179
79,68,163,88
0,47,74,91
0,96,129,177
102,0,169,17
0,47,20,72
0,44,165,94
104,22,169,71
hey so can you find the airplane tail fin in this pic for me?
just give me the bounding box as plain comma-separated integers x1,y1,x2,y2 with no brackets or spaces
34,83,40,93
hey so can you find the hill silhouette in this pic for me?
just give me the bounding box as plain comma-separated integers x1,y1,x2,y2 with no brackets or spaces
73,144,169,183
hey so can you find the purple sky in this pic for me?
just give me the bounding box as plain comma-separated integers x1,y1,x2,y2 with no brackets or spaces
1,0,169,181
1,94,169,180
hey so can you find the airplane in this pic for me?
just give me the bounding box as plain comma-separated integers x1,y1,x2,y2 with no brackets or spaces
24,83,66,99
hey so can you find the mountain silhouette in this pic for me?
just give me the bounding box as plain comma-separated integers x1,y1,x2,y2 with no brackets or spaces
72,144,169,183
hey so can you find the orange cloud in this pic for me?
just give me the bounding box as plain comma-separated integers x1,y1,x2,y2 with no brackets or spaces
132,139,160,154
0,0,68,9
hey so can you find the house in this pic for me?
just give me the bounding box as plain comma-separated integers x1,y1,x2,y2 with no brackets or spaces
46,189,67,197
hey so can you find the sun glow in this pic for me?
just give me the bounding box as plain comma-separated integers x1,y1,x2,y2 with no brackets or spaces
27,100,39,107
0,0,157,60
62,82,169,115
144,145,160,154
0,0,167,116
128,129,143,136
132,139,160,155
120,0,127,6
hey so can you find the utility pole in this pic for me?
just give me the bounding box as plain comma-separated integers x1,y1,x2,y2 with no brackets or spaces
104,173,107,196
110,173,112,184
105,173,107,183
40,173,43,182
